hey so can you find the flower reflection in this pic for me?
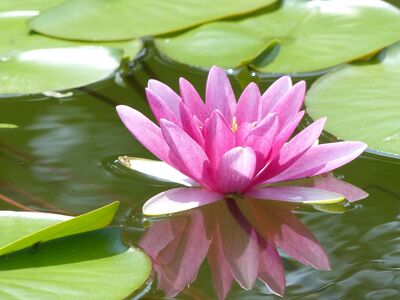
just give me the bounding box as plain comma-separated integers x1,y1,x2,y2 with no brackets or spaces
138,175,368,299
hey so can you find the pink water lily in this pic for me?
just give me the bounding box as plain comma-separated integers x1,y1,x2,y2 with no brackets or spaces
117,66,367,215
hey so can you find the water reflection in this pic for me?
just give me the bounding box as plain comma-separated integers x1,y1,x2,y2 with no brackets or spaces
137,175,367,300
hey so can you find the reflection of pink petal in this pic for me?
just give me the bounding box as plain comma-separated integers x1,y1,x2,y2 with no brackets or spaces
157,210,211,297
236,82,261,124
219,201,259,290
312,174,369,202
143,187,223,216
246,186,344,204
138,220,185,260
257,234,285,297
206,66,236,123
239,200,330,271
216,147,256,193
208,221,234,300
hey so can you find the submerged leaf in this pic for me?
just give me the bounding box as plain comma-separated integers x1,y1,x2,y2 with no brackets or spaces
156,0,400,73
306,42,400,157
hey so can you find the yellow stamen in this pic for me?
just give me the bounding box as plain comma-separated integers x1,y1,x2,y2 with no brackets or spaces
231,116,238,133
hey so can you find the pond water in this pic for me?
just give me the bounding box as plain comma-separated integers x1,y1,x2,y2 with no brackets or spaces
0,47,399,299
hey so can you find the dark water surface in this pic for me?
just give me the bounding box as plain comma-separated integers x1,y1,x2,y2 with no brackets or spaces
0,48,399,299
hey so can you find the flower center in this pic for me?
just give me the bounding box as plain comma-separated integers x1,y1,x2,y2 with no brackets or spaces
231,116,238,133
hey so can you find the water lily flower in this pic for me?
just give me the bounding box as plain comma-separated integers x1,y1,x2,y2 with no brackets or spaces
117,66,367,216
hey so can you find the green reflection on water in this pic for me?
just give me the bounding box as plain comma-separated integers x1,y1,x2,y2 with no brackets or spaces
0,50,399,299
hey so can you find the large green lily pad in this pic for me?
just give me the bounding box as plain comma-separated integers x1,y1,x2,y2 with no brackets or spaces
306,42,400,158
28,0,277,41
0,46,123,95
0,13,142,95
0,226,151,300
0,0,64,12
155,0,400,73
0,201,118,255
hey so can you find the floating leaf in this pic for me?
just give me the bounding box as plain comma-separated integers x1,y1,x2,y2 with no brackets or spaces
0,46,123,95
29,0,277,41
0,0,65,12
306,42,400,158
0,227,151,300
156,0,400,73
0,201,119,255
0,14,142,59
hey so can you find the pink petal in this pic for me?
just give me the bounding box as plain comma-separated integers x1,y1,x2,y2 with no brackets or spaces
204,110,235,171
269,110,305,160
236,82,261,124
256,117,326,184
219,201,259,290
260,76,292,118
208,222,234,300
146,88,181,125
179,77,208,122
116,105,174,167
235,122,253,146
148,79,181,116
206,66,236,123
160,119,213,187
257,235,286,297
216,147,257,193
245,186,344,204
312,174,369,203
142,188,223,215
266,141,367,184
269,81,306,128
243,113,279,170
179,101,205,147
240,200,330,270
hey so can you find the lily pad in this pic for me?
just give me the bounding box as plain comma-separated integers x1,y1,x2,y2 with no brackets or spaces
29,0,277,41
0,0,65,12
0,14,142,59
0,201,119,255
306,42,400,158
0,46,123,95
0,226,151,300
155,0,400,73
0,123,18,128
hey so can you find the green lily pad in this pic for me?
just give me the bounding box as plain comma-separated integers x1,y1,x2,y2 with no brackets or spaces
306,42,400,158
0,201,119,255
0,0,65,12
0,226,151,300
155,0,400,73
0,46,123,95
29,0,277,41
0,14,142,59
